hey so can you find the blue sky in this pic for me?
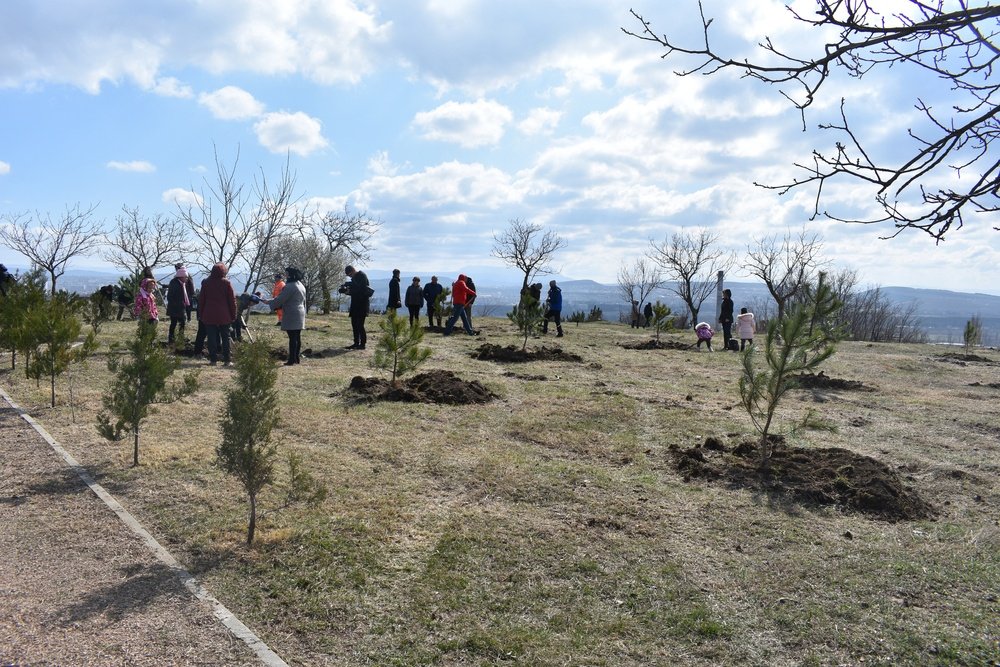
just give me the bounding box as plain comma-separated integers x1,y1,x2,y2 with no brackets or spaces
1,0,998,294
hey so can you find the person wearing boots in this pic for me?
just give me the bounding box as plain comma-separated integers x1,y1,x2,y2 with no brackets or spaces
264,266,307,365
343,265,371,349
542,279,564,337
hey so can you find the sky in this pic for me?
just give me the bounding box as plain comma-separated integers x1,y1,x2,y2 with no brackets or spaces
1,0,999,294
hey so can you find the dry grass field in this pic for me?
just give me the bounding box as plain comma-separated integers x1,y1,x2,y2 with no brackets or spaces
2,312,999,666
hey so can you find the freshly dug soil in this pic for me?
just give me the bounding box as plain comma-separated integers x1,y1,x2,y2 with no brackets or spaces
347,369,497,404
935,352,998,365
621,339,692,351
670,439,933,522
471,343,583,363
968,381,1000,389
790,371,874,392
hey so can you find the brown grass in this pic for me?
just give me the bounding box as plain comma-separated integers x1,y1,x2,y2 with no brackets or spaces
3,313,999,666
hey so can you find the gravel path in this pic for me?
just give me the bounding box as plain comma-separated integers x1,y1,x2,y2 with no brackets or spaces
0,403,262,666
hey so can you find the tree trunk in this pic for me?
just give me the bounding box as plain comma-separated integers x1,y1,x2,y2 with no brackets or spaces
247,492,257,547
50,370,56,408
133,425,140,467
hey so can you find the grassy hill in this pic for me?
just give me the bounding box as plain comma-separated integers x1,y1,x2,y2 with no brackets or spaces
2,314,998,665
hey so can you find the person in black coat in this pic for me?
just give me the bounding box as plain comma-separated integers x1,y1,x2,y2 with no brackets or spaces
344,265,371,349
166,266,193,344
422,275,444,328
719,288,734,351
387,268,402,312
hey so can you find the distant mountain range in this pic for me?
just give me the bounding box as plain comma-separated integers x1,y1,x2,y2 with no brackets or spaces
14,267,999,344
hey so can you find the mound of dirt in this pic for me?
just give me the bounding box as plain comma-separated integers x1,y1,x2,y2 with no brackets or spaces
347,369,497,404
791,371,874,392
621,339,692,351
670,438,933,522
968,381,1000,389
935,352,998,365
471,344,583,363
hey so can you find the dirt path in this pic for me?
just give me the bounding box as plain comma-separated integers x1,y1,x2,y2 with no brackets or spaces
0,400,269,666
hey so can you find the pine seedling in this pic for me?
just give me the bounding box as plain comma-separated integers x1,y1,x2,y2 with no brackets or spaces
739,272,843,464
963,316,982,355
97,320,199,466
649,301,673,342
508,295,544,351
26,292,97,407
372,311,432,386
216,336,281,547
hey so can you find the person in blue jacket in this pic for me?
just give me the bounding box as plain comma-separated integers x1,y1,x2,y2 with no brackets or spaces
542,279,564,337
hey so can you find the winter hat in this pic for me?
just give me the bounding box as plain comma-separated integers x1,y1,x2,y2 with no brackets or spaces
176,266,189,279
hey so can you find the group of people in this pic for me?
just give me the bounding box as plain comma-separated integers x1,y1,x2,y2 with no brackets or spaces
705,288,756,352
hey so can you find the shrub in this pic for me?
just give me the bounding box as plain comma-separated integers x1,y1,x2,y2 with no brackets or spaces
964,316,982,355
508,295,544,351
372,311,432,386
648,301,673,342
26,291,97,407
587,305,603,322
568,310,587,326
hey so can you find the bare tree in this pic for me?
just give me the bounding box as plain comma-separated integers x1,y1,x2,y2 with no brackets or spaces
102,205,191,275
239,156,301,294
625,3,1000,240
491,218,567,294
0,203,104,295
617,257,664,311
648,229,732,326
175,147,254,276
828,268,926,342
744,230,825,321
314,205,380,262
263,229,346,313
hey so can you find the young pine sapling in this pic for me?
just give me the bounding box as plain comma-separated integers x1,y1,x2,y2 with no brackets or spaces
372,311,432,387
508,295,544,351
738,272,843,464
97,320,199,466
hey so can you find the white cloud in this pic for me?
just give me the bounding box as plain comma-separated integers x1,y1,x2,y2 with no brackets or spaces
518,108,562,136
412,99,513,148
162,188,203,208
198,86,265,120
0,161,10,175
253,111,328,156
107,160,156,173
361,160,523,209
0,2,390,92
151,77,193,98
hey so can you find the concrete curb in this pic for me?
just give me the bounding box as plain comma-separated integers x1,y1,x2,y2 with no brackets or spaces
0,387,290,667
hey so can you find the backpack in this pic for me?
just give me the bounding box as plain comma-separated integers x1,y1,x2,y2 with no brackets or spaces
727,338,739,352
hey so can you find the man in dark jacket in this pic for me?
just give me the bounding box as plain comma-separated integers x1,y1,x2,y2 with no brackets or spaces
199,263,237,366
463,275,477,328
542,280,564,337
422,275,444,328
344,265,370,349
387,268,402,312
719,288,734,351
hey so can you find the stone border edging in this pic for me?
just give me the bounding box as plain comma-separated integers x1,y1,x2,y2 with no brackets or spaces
0,387,289,667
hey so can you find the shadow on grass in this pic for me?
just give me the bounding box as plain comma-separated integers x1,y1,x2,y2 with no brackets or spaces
54,561,185,625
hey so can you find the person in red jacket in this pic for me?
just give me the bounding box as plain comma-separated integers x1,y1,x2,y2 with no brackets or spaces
443,273,477,336
199,263,237,366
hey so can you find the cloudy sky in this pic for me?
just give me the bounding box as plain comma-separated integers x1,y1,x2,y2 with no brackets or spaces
1,0,998,294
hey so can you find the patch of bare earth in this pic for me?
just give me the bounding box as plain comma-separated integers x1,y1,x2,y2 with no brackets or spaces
0,406,256,666
670,437,934,522
621,339,692,351
470,343,583,363
790,370,874,392
345,369,498,404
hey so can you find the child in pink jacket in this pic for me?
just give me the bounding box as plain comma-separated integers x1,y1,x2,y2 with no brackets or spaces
694,322,714,351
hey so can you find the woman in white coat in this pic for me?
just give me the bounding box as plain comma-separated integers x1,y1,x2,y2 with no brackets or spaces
265,266,307,365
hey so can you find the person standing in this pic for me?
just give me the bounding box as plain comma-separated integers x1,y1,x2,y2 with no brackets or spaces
166,266,192,344
199,263,237,366
719,288,734,351
464,275,477,328
630,300,641,328
643,302,653,328
266,266,307,365
736,307,756,351
423,275,444,328
132,266,160,325
443,273,476,336
404,276,424,327
387,269,402,313
271,272,286,327
344,265,371,349
542,279,564,337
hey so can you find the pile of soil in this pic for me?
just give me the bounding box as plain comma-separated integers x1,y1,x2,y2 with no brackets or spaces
935,352,998,365
621,339,692,351
968,381,1000,389
346,369,497,404
471,344,583,363
790,371,873,392
670,438,933,522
